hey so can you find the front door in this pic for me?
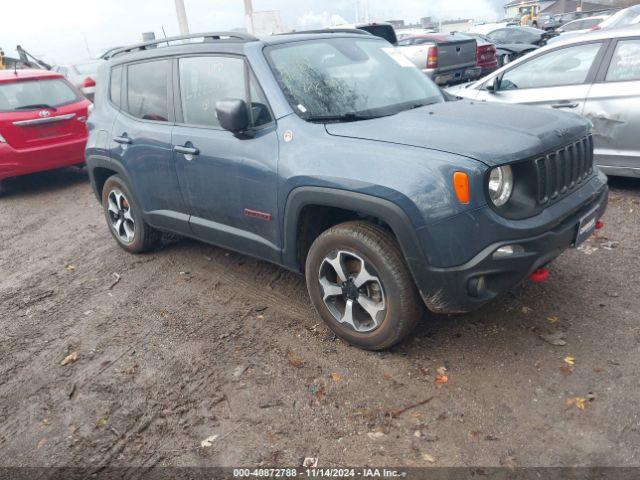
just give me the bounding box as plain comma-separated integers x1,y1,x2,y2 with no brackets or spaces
476,41,606,113
172,55,280,261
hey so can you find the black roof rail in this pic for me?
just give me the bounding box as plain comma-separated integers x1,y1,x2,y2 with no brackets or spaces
280,28,373,36
110,31,258,58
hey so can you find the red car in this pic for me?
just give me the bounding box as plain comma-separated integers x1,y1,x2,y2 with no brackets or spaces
0,69,91,190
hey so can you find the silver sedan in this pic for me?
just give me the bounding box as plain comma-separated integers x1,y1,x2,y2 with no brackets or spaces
449,25,640,178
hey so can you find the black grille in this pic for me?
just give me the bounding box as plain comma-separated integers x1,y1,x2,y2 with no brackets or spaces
534,135,594,205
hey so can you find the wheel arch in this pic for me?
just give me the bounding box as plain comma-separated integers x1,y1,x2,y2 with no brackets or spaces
86,155,133,201
282,187,430,280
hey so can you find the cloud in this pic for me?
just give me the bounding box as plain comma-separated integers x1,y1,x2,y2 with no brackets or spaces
297,11,349,29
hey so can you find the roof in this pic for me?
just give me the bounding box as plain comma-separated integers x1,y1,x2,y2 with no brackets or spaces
0,69,61,83
531,22,640,48
540,0,611,14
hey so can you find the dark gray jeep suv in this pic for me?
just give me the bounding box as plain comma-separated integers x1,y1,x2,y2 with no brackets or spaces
86,32,608,350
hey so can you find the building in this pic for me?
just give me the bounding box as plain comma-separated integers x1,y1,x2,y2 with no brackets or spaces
420,16,435,29
503,0,612,19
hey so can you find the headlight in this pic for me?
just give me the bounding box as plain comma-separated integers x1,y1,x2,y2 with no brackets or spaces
488,165,513,207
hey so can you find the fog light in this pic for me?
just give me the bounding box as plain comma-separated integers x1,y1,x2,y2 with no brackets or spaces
493,244,524,258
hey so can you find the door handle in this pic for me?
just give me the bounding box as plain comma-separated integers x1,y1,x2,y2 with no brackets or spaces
552,103,579,109
174,145,200,156
113,135,132,145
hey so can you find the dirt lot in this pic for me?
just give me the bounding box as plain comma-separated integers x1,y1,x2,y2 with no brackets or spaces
0,168,639,469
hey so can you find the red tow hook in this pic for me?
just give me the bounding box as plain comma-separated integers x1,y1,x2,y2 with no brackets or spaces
595,220,604,230
529,268,549,283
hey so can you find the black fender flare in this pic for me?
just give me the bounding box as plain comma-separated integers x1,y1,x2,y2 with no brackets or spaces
281,187,432,290
86,155,134,201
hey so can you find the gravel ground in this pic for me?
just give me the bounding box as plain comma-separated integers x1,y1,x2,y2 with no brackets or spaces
0,168,639,469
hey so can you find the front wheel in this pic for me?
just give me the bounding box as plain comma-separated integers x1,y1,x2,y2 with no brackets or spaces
305,221,423,350
101,175,160,253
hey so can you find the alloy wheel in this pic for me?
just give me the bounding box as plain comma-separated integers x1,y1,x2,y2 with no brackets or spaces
107,189,135,243
318,250,386,333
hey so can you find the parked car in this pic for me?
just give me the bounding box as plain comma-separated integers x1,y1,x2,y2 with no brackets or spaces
330,22,398,44
448,26,640,178
86,31,608,350
482,26,555,47
556,15,610,35
53,59,104,101
459,33,498,75
397,32,480,85
539,11,591,31
462,32,535,67
0,69,91,193
547,15,611,44
596,4,640,30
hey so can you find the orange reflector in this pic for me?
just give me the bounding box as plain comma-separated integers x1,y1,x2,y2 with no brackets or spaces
453,171,470,204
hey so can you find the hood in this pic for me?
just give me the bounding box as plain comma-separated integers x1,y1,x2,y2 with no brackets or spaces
325,100,590,166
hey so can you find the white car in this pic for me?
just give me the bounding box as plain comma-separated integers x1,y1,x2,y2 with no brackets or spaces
448,26,640,177
556,15,609,35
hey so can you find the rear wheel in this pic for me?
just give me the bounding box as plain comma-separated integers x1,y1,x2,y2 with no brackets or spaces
305,221,423,350
101,175,160,253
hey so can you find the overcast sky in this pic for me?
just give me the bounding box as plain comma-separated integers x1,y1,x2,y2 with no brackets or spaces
1,0,502,64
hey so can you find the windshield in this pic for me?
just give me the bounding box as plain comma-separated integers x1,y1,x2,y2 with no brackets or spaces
265,37,444,122
0,78,80,112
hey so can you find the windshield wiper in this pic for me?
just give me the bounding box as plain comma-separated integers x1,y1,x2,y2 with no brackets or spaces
14,104,57,111
306,112,379,123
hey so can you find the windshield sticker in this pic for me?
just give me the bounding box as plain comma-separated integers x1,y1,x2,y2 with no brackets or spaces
382,48,416,68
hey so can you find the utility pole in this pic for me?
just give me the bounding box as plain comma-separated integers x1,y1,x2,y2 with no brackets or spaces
244,0,255,34
175,0,190,35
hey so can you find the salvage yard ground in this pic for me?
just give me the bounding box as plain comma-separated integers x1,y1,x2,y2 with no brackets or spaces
0,169,639,468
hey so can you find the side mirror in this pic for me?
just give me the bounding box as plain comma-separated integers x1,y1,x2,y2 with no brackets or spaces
216,99,250,134
486,75,501,93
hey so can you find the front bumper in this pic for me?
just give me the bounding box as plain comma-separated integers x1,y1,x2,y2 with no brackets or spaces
412,181,608,314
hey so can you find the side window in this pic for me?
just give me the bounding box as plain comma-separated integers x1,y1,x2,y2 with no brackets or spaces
605,40,640,83
110,65,122,108
178,56,271,128
126,60,169,121
499,42,602,90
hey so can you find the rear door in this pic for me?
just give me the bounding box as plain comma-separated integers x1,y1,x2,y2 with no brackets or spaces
0,77,88,150
475,41,607,111
583,37,640,172
110,59,190,233
172,54,280,261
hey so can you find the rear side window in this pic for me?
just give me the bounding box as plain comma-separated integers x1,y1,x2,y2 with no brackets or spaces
126,60,169,121
178,56,272,128
606,40,640,82
0,78,79,112
110,65,122,108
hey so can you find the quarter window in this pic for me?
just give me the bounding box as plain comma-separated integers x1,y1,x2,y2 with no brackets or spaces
110,65,122,108
498,42,602,90
178,56,272,128
126,60,169,121
605,40,640,82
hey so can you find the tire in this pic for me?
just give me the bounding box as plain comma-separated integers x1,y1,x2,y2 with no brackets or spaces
101,175,161,253
305,221,423,350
